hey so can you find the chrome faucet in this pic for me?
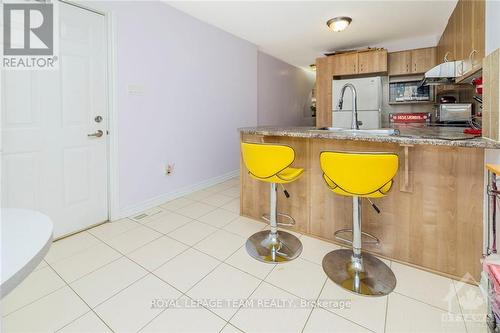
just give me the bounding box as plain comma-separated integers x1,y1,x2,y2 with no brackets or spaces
338,83,359,130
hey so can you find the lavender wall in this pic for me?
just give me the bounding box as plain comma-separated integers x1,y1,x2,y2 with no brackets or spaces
94,1,258,212
88,1,316,216
257,52,315,126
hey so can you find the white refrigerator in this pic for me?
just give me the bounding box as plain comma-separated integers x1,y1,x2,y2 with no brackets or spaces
332,76,383,129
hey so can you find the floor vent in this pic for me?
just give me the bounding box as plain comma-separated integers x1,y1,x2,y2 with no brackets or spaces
130,207,164,222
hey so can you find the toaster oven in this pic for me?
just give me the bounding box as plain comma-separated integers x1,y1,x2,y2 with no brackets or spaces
437,104,472,122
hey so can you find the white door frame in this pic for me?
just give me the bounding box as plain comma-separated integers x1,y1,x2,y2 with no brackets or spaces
60,0,120,223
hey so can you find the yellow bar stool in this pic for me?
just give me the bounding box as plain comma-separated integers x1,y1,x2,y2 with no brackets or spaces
320,151,398,296
241,142,304,263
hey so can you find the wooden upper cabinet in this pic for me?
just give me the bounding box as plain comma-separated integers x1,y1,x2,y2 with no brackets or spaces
388,47,436,76
358,49,388,74
471,0,485,65
453,1,464,61
437,0,485,65
461,0,473,61
388,51,412,75
329,53,358,76
411,48,437,73
437,11,456,62
329,49,387,76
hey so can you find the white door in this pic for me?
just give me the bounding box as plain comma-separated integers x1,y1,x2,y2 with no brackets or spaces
1,2,108,237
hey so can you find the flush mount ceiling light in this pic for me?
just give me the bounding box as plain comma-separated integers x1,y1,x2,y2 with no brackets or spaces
326,16,352,32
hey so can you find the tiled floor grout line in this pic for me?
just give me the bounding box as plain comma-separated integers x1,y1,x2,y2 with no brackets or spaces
317,303,376,333
1,266,69,318
452,281,472,333
166,187,239,214
99,180,243,331
44,231,106,265
3,251,128,318
46,201,312,331
133,240,249,332
54,309,112,333
3,180,243,331
14,179,474,332
315,282,380,333
300,278,328,333
391,290,464,314
89,219,144,241
5,250,128,319
135,292,186,333
224,257,279,331
383,288,390,333
45,261,117,333
186,243,260,324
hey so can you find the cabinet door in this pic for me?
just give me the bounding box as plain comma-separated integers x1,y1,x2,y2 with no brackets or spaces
315,57,332,128
330,53,358,76
358,50,387,74
437,33,447,64
388,51,411,75
471,0,485,65
441,16,455,62
411,48,437,74
452,0,464,61
462,0,474,62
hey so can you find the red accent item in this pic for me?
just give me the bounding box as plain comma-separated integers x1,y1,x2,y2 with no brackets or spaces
389,113,430,123
472,77,483,95
464,128,482,135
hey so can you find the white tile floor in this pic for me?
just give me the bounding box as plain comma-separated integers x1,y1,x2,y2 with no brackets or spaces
1,177,489,333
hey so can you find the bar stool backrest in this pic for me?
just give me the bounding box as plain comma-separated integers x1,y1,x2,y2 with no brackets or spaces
241,142,295,179
320,151,398,198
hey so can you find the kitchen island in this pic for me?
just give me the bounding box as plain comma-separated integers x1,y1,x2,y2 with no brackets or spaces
239,126,500,280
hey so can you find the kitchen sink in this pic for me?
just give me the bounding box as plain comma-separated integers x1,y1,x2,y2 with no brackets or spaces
310,127,399,136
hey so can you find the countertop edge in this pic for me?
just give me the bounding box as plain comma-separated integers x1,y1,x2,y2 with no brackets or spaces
238,127,500,149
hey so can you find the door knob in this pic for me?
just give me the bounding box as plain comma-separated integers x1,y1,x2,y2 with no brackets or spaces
87,130,104,138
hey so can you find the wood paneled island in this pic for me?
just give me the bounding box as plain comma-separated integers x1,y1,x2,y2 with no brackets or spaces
239,127,500,281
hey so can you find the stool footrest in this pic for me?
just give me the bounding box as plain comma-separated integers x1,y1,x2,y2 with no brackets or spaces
334,229,380,245
261,213,296,227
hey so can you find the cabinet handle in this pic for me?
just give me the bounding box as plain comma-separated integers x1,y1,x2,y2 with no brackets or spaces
444,52,450,62
469,49,478,67
457,61,464,76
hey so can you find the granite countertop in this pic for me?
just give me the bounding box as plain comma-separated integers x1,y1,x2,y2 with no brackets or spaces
239,126,500,149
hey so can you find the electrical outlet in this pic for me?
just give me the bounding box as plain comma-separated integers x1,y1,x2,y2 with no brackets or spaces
165,163,175,175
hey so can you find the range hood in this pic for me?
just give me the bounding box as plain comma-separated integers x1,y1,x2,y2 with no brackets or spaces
420,60,464,86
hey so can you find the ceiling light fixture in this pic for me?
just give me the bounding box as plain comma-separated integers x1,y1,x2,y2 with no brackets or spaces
326,16,352,32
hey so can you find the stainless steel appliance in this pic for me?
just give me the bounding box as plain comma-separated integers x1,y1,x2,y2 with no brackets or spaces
332,76,382,129
437,103,472,122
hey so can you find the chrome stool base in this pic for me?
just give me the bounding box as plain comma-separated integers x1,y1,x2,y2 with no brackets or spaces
322,249,396,296
246,230,302,263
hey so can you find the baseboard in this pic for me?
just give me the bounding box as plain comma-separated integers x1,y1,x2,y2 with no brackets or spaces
112,169,239,220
